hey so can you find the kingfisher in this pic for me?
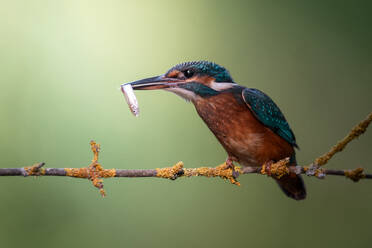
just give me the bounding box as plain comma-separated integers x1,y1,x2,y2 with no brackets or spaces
128,61,306,200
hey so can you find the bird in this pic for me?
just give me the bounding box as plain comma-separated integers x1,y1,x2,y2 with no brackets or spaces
128,61,306,200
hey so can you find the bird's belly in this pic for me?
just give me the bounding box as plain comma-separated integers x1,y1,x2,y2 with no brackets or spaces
202,115,265,167
223,132,264,167
194,93,294,167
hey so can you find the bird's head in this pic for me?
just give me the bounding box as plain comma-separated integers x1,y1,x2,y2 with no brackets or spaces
128,61,237,101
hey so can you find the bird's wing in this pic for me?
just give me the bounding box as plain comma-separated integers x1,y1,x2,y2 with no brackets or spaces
242,88,298,147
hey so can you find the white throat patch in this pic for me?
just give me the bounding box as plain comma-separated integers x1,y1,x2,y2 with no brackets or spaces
209,82,237,91
165,87,198,102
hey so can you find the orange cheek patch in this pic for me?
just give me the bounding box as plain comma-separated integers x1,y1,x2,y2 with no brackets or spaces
166,70,180,78
187,75,215,86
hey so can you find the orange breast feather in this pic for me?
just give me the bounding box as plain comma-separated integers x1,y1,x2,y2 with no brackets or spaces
193,92,294,167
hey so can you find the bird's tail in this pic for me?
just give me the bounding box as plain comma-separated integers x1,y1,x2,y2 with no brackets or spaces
275,173,306,200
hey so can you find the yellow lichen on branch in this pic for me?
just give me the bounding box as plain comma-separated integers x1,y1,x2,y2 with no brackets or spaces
314,112,372,167
302,165,325,178
65,167,89,178
100,169,116,178
344,167,365,182
64,167,116,178
156,161,241,185
260,158,290,179
88,141,105,197
24,163,45,176
156,161,184,180
64,141,116,196
91,140,100,163
183,162,241,186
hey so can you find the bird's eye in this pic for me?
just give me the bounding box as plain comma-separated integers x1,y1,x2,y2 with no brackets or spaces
184,69,194,78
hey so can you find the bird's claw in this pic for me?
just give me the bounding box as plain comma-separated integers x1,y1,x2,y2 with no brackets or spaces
215,159,240,186
170,168,184,180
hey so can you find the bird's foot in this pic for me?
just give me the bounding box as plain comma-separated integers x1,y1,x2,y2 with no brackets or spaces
219,158,236,171
261,158,290,179
261,160,274,176
215,158,240,185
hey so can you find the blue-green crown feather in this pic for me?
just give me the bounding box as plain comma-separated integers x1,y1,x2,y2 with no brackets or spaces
242,88,298,148
168,61,234,82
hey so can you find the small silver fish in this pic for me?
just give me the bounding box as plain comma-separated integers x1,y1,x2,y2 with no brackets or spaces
121,83,139,117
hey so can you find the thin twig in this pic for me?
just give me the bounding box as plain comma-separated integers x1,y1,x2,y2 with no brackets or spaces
313,112,372,166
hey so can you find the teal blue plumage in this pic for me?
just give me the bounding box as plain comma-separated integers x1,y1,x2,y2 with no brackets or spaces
169,61,233,82
242,88,298,148
179,82,219,97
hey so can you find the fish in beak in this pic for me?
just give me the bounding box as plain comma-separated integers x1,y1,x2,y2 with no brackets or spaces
121,75,185,116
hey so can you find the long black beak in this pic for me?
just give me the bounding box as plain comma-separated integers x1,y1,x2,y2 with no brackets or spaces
124,75,183,90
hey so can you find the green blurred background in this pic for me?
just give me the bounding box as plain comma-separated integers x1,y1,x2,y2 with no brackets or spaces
0,1,371,247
